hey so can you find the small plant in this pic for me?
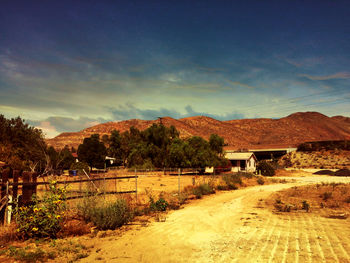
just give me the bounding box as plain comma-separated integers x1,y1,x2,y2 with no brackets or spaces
7,246,50,262
302,200,310,212
344,196,350,203
14,181,66,239
320,191,333,201
257,177,265,185
150,198,169,211
191,183,215,199
78,197,133,230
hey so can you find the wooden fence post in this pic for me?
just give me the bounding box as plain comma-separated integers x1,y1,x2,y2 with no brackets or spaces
22,172,31,205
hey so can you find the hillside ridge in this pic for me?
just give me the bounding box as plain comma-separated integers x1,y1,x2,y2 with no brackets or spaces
46,112,350,150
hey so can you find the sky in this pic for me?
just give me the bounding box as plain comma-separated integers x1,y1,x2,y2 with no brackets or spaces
0,0,349,138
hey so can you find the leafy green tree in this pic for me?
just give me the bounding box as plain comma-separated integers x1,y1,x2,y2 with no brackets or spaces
77,134,107,169
107,130,122,165
0,115,46,171
168,138,190,168
257,160,275,176
209,134,225,155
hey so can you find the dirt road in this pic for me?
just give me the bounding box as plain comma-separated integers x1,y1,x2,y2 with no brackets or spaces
80,176,350,263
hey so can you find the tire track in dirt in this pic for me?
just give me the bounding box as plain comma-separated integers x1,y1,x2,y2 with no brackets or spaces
77,177,350,263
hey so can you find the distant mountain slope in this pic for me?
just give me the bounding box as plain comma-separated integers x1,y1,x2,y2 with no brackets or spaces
46,112,350,150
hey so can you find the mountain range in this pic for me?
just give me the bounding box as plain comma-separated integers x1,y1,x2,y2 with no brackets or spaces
46,112,350,150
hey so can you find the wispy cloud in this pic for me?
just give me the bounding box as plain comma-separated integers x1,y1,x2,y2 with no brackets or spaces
299,72,350,81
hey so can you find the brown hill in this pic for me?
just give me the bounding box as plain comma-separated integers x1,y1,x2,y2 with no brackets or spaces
46,112,350,150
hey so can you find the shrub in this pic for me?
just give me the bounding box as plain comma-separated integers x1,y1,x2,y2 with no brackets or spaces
14,181,66,239
321,191,332,201
70,162,90,175
257,161,275,176
78,197,133,230
150,198,169,211
192,183,215,198
257,177,265,185
222,174,242,189
302,200,310,212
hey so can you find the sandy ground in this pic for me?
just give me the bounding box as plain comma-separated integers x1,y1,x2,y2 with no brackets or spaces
75,175,350,263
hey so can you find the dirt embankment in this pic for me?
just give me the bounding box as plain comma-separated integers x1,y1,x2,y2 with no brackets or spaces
77,175,350,263
279,150,350,169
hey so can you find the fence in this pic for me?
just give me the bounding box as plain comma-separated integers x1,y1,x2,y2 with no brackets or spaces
0,169,138,225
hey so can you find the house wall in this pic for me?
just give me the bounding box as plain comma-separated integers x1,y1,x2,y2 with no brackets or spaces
230,157,257,173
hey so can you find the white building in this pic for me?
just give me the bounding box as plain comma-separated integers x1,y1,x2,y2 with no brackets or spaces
225,152,257,173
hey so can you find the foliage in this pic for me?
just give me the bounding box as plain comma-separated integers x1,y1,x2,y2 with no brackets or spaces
106,130,123,165
321,191,332,201
77,134,107,169
14,182,66,239
209,134,225,155
77,197,133,230
94,124,226,169
302,200,310,212
221,174,243,189
46,145,75,171
0,115,46,171
70,161,90,175
257,161,275,176
298,140,350,152
257,177,265,185
150,198,169,211
7,246,49,262
192,183,215,199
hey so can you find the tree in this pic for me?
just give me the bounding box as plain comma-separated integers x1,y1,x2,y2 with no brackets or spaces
77,134,107,169
0,115,46,171
257,160,275,176
209,134,224,155
107,130,122,165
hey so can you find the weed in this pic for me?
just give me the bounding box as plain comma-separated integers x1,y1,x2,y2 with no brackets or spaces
320,191,333,201
344,196,350,203
150,198,169,211
78,197,133,230
7,246,50,262
14,181,66,239
302,200,310,212
257,177,265,185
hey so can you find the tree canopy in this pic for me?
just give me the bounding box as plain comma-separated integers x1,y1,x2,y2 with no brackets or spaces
99,124,226,169
77,134,107,169
0,115,46,171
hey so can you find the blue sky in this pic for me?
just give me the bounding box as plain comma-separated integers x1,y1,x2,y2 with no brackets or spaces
0,1,349,137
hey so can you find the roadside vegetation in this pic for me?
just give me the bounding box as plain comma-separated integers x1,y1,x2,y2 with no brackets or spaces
268,183,350,218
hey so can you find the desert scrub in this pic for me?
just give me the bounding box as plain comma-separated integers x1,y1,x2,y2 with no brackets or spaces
257,177,265,185
6,246,52,262
191,183,215,198
257,161,275,176
150,197,169,211
78,197,133,230
321,191,333,201
221,174,242,190
14,181,66,239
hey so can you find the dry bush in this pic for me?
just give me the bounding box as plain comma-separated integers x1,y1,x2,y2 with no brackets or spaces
0,223,18,244
59,219,92,237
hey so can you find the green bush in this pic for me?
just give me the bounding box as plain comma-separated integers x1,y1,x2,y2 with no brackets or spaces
14,181,66,239
257,177,265,185
257,161,275,176
78,197,133,230
150,198,169,211
70,162,90,175
192,183,215,198
221,174,242,189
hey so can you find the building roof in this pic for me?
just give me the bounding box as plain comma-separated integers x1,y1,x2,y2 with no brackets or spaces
225,152,256,160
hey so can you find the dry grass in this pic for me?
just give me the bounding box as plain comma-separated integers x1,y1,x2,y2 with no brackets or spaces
267,182,350,216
